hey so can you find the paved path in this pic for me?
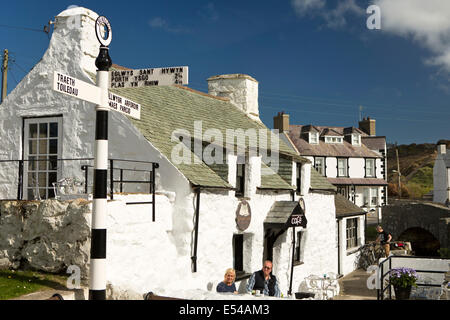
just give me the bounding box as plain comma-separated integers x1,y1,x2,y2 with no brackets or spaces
333,268,377,300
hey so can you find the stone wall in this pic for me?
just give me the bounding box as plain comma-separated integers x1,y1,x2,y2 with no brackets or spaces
0,199,91,277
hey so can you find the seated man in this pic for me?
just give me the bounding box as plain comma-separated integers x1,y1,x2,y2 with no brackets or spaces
246,260,280,297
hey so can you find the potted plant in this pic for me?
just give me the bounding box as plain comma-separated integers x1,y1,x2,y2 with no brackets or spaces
389,267,418,300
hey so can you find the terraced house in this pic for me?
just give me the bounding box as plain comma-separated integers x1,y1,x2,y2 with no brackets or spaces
275,112,388,237
0,7,370,299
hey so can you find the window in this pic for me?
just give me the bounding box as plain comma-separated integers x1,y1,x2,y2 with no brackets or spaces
233,234,244,273
295,231,304,263
325,136,343,144
24,117,62,200
363,187,378,207
314,157,325,176
309,132,318,144
296,163,302,193
365,158,375,177
352,134,361,146
236,163,245,197
337,158,348,177
346,218,358,249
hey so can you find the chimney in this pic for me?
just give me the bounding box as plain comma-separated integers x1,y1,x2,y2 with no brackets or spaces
207,74,259,120
273,112,290,132
359,117,376,136
437,140,447,155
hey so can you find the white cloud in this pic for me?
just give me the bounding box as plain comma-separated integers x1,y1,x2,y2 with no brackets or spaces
373,0,450,72
291,0,364,28
291,0,326,16
149,17,191,34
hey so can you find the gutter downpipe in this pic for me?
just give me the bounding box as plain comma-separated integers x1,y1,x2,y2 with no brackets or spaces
337,219,341,276
288,189,296,297
192,186,201,273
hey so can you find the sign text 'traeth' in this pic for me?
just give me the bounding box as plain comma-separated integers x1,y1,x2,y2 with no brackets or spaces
52,71,141,119
108,92,140,120
53,71,101,105
110,66,188,88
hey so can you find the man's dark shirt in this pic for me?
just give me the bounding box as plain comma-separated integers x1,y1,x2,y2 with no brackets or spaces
378,230,391,244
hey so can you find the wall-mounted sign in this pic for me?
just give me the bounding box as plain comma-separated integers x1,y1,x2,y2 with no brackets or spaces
95,16,112,47
109,66,189,89
236,200,252,231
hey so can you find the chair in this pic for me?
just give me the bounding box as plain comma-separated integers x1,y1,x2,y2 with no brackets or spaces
324,272,340,299
304,275,322,299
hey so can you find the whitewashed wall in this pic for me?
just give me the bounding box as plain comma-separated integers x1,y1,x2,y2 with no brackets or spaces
433,148,450,203
338,215,366,276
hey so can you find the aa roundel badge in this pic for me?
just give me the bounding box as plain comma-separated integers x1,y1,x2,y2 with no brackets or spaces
236,200,252,231
95,16,112,47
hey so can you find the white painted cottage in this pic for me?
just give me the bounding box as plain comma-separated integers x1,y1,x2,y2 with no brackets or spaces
433,141,450,205
0,7,365,299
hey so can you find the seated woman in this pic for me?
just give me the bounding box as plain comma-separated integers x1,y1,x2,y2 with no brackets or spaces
216,268,238,294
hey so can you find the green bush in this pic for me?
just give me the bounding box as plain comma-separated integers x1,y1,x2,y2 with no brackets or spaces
438,248,450,259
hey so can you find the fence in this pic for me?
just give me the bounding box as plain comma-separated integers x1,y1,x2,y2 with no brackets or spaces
0,158,159,221
377,255,449,300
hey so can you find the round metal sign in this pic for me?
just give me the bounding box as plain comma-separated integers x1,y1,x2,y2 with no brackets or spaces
95,16,112,47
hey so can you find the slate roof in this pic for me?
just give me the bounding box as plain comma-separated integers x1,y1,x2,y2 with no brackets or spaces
334,194,366,218
288,125,382,158
310,167,337,192
89,69,308,189
264,201,300,226
361,136,386,151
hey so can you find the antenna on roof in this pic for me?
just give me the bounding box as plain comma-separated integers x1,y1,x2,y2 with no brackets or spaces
359,105,363,121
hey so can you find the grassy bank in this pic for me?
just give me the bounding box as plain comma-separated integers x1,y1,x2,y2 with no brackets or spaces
0,269,68,300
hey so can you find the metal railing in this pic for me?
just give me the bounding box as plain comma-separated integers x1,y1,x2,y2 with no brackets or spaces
0,158,159,221
377,255,448,300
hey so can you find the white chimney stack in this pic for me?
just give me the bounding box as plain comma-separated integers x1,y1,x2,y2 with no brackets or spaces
207,74,260,121
437,142,447,155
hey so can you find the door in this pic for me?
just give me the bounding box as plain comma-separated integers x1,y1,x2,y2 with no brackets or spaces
23,117,62,199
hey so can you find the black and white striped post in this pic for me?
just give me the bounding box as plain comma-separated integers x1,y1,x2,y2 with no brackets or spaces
89,16,112,301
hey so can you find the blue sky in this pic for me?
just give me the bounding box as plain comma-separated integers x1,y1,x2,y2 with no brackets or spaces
1,0,449,145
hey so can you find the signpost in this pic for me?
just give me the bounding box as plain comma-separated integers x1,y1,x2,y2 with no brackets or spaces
110,66,188,88
51,14,189,300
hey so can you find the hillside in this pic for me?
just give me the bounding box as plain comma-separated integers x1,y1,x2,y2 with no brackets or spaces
386,140,450,199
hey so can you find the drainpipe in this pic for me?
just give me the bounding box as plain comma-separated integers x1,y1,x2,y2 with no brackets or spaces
191,187,201,273
288,227,295,296
337,219,341,276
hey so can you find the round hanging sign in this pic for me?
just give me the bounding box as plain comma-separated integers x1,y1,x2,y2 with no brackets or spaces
236,200,252,231
95,16,112,47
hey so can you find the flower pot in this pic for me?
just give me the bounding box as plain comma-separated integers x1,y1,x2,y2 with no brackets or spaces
394,285,412,300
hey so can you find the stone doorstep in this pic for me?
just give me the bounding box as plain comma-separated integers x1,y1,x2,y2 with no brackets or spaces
11,287,89,300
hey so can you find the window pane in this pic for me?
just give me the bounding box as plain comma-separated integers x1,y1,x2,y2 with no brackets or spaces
49,123,58,137
38,173,46,188
28,156,36,170
29,140,37,155
48,156,58,170
27,172,36,187
49,139,58,154
39,123,48,138
39,139,47,154
29,124,38,138
48,172,57,187
38,156,47,170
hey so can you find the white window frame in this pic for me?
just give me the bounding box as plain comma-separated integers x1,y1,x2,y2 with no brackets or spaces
352,134,361,146
309,132,318,144
365,158,375,177
363,187,378,207
325,136,343,144
346,218,359,250
23,117,63,200
337,158,348,177
314,157,325,176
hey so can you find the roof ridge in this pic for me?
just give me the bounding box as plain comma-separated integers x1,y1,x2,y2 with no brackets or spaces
173,84,230,102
